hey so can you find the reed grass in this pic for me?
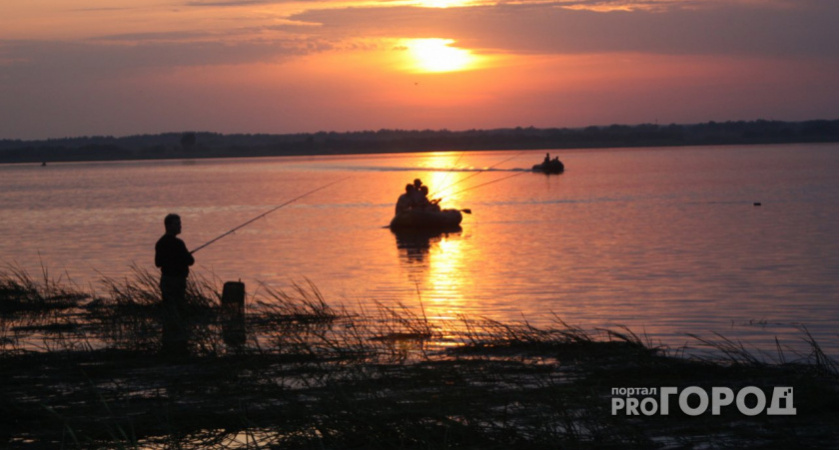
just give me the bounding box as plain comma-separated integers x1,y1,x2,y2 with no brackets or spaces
0,263,88,314
0,266,836,449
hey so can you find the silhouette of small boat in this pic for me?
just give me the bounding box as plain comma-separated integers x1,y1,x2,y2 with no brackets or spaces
389,208,463,230
532,159,564,174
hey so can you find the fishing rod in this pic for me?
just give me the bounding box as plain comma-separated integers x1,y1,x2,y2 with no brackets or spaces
190,177,348,254
419,172,526,218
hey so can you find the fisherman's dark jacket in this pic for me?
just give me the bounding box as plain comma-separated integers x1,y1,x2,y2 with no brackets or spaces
155,234,195,278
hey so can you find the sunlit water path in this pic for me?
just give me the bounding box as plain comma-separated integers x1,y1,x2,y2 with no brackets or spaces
1,144,836,358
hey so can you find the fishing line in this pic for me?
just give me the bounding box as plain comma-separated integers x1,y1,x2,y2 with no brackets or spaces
442,171,528,199
434,151,465,196
431,151,526,200
190,176,349,254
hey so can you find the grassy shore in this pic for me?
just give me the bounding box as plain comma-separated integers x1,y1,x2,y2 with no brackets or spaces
0,265,836,449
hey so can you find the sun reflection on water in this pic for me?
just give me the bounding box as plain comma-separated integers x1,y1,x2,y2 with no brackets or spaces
422,236,468,321
389,152,476,322
412,152,468,206
394,229,468,324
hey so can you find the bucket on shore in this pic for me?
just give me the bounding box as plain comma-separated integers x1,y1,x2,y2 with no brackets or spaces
221,281,246,347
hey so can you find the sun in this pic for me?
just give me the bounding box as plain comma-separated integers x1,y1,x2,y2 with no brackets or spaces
414,0,475,7
404,39,475,73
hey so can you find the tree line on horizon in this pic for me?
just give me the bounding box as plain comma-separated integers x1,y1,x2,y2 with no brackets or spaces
0,119,836,164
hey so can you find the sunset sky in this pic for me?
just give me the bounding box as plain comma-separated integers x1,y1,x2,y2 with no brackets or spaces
0,0,836,140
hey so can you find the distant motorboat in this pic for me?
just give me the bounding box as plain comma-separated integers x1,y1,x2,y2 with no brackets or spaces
532,159,564,174
389,208,463,230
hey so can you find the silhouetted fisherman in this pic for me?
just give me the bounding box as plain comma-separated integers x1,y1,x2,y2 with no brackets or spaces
410,178,426,207
418,185,440,211
395,184,415,214
155,213,195,356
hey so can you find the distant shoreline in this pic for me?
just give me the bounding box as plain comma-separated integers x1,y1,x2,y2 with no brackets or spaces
0,119,836,164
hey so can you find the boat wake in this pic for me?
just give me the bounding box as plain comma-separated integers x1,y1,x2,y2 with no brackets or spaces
340,165,523,173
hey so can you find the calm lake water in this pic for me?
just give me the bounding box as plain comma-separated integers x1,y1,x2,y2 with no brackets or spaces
1,144,837,358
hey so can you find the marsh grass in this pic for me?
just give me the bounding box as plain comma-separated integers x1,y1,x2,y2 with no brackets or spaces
0,267,836,449
0,264,88,314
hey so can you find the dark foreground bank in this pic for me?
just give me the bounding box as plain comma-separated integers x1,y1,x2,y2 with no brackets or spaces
1,266,837,449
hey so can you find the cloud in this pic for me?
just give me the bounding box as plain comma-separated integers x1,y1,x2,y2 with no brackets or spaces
3,0,833,81
0,0,835,139
0,36,334,84
289,0,838,58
